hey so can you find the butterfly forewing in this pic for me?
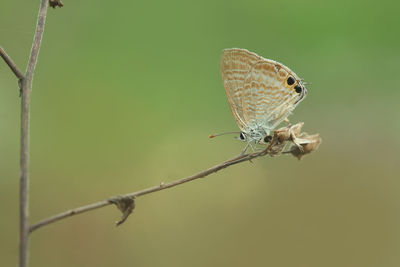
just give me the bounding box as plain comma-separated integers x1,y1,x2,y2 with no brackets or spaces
220,49,263,131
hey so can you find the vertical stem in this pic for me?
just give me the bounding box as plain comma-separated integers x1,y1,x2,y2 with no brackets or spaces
19,1,49,267
19,78,30,267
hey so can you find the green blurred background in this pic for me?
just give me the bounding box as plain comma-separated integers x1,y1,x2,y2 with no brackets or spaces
1,0,399,266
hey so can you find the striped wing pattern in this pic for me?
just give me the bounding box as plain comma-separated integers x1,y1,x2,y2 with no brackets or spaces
242,61,299,131
220,48,305,137
220,49,263,131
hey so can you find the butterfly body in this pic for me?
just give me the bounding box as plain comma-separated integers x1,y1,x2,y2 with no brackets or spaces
220,48,307,144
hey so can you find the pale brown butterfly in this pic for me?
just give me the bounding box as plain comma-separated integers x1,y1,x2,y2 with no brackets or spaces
213,48,307,149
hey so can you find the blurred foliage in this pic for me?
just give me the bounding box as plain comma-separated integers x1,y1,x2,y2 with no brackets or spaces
1,0,399,266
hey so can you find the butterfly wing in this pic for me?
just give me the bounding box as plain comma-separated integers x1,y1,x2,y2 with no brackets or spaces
241,60,305,132
220,48,263,131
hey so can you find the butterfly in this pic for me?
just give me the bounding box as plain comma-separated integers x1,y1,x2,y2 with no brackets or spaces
217,48,307,150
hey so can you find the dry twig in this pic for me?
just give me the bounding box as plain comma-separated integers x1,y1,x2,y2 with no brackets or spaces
29,123,321,233
0,47,24,81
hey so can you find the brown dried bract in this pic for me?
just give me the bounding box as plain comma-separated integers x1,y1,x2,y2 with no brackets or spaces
49,0,64,8
287,133,322,160
274,122,303,143
108,195,135,226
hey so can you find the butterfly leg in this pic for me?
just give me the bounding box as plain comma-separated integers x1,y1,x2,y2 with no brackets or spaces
249,141,257,152
239,141,251,156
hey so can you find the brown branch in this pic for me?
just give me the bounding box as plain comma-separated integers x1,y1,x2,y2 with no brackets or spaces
19,1,49,267
29,153,258,232
0,46,24,80
29,123,321,233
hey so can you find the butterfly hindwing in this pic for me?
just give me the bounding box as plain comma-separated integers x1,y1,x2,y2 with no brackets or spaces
242,61,300,131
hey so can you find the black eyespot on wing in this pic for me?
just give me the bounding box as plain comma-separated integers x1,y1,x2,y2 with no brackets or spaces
239,133,246,140
294,85,302,94
287,76,295,85
263,135,272,143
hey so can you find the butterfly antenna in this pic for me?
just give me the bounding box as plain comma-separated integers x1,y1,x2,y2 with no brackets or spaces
209,131,241,138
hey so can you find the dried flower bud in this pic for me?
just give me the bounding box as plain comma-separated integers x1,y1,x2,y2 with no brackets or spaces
274,122,304,143
274,128,291,143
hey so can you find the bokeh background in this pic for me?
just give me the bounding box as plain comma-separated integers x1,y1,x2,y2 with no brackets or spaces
1,0,399,266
